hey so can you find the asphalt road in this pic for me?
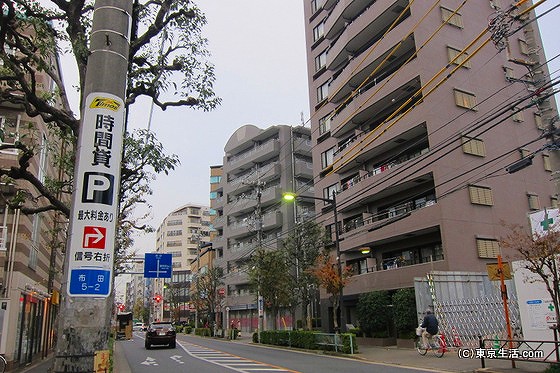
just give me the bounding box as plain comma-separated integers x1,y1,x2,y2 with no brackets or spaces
118,331,443,373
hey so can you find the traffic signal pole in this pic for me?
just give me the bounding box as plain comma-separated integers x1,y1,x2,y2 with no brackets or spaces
52,1,132,371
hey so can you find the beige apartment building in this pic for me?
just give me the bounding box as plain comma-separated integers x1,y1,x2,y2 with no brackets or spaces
304,0,558,329
212,124,313,330
154,204,211,322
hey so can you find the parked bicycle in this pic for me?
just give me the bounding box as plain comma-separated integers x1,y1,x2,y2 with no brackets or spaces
415,327,445,358
0,354,6,372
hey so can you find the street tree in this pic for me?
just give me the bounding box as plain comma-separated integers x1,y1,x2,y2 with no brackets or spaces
309,249,352,333
282,220,325,330
194,266,224,325
0,0,218,260
500,223,560,331
249,249,292,330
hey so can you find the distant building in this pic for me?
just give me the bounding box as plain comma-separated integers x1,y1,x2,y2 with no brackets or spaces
303,0,558,331
213,124,313,330
155,204,211,321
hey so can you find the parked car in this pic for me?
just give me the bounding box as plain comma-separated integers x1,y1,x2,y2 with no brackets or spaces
145,322,176,349
133,322,145,332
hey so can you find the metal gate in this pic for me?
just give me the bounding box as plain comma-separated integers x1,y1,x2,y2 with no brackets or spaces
415,271,521,348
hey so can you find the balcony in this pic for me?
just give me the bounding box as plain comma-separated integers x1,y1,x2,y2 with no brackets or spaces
325,0,377,40
294,160,314,178
326,0,410,71
293,137,312,156
330,75,421,139
262,210,283,230
225,162,281,195
226,139,280,174
329,34,416,104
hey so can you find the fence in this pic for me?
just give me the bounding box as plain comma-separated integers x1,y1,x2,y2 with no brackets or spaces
479,337,560,368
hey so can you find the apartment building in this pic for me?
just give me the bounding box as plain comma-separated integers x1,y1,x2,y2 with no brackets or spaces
304,0,557,329
155,204,211,321
0,74,68,364
213,124,313,330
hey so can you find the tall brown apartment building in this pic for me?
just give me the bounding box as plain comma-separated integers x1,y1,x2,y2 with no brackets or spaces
304,0,558,328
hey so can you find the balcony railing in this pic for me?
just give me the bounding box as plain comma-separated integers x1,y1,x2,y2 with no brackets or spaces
342,198,436,234
339,147,429,192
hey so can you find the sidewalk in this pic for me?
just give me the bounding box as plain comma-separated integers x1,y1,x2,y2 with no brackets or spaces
353,345,547,373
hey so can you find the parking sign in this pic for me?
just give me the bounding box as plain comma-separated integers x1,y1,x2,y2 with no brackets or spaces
66,93,125,297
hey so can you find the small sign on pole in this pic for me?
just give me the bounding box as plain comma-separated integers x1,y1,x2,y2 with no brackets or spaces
486,262,512,281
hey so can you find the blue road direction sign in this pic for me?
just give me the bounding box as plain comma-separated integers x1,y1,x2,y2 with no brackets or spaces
144,253,172,278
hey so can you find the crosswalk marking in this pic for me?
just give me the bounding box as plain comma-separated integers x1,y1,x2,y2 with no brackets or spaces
180,342,299,373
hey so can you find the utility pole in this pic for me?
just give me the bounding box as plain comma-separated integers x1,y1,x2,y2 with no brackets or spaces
518,5,560,196
244,174,265,342
53,1,132,371
489,3,559,191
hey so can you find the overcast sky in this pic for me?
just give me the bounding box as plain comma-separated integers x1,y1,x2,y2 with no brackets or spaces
112,1,560,291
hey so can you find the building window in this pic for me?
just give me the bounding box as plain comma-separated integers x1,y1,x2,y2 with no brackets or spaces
172,262,182,268
476,238,499,258
323,184,338,201
551,196,558,208
167,219,182,226
210,191,218,199
321,147,335,168
313,21,325,42
317,81,329,103
534,113,543,129
167,229,182,236
311,0,324,13
512,107,524,122
29,214,41,269
447,46,471,68
315,49,327,72
469,185,494,206
210,175,222,183
0,115,20,154
462,136,485,156
166,241,182,247
519,39,529,55
454,89,477,109
319,115,331,135
503,66,514,81
441,7,464,28
543,154,552,172
528,193,540,210
519,148,531,159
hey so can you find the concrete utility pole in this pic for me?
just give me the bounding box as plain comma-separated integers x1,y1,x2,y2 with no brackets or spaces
519,7,560,196
53,1,132,371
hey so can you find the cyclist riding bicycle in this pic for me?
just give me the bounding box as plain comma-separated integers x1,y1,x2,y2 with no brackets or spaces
421,309,438,349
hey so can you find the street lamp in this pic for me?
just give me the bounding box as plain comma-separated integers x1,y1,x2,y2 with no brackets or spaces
282,191,344,333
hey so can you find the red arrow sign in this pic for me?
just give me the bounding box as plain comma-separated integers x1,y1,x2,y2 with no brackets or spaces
83,226,106,249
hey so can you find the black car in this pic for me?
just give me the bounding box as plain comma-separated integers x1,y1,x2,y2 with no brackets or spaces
145,322,176,349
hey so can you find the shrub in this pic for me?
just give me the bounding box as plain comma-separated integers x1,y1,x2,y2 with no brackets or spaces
392,288,418,339
194,327,211,337
356,290,392,337
183,325,192,334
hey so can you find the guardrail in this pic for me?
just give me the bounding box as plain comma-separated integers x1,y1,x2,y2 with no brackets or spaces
314,332,354,354
479,336,560,368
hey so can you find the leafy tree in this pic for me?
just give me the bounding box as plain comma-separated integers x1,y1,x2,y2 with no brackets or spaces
500,223,560,332
356,290,392,337
392,288,417,338
0,0,217,262
309,250,352,333
133,299,149,323
282,220,325,330
194,266,224,325
249,249,292,330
